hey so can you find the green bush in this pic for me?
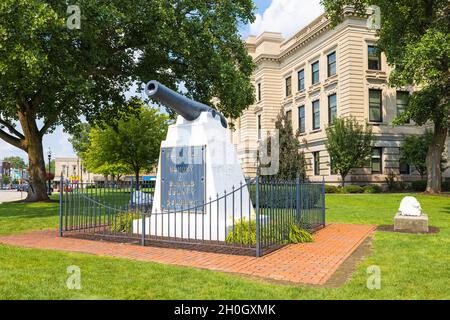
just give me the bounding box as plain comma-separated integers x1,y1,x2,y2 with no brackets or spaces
442,181,450,192
226,219,256,245
362,185,382,193
288,224,313,243
248,183,322,209
111,211,135,233
343,185,363,193
325,185,339,193
411,180,427,192
225,219,314,246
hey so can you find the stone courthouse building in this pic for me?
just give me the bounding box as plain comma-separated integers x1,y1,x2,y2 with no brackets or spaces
232,9,449,185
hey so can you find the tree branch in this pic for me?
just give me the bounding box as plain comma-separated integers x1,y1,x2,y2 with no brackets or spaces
0,128,26,151
39,120,55,136
0,118,25,139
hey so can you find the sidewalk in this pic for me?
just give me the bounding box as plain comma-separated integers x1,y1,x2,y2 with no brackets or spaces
0,190,27,203
0,223,376,285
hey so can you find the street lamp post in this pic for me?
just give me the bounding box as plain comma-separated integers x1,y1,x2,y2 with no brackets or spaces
47,148,52,195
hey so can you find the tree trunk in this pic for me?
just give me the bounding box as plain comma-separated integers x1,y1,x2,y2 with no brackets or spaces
341,174,346,187
425,122,448,193
135,169,140,191
27,140,49,201
18,110,49,202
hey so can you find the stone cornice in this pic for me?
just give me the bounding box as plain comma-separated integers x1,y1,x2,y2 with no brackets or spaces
252,8,371,66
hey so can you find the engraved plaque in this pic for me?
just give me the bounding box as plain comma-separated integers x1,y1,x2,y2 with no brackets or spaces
161,146,205,212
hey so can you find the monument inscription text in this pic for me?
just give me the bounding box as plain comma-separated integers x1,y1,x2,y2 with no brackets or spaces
161,145,205,212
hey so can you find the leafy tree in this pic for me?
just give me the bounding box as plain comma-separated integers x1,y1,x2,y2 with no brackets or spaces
48,159,55,175
91,163,130,183
2,175,11,185
2,156,27,169
321,0,449,193
69,123,91,156
82,106,170,187
260,110,306,180
0,0,255,201
401,130,448,179
325,117,374,186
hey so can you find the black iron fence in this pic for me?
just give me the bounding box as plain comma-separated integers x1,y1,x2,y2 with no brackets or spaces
59,176,325,256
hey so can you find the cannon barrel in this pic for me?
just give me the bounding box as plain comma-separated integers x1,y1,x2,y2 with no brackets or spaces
145,80,227,128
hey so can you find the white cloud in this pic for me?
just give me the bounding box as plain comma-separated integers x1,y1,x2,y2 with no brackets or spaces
250,0,324,39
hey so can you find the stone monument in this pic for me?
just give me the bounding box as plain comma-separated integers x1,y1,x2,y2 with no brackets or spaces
394,196,428,232
132,81,253,241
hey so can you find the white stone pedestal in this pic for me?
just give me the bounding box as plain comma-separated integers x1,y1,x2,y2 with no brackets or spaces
394,212,428,233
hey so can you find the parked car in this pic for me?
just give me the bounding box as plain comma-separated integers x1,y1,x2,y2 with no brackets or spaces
17,184,29,192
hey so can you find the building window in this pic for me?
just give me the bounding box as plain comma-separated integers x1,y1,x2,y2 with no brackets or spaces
257,114,261,140
313,152,320,176
285,76,292,97
286,110,292,128
330,157,338,175
371,147,382,174
396,91,410,122
298,105,305,134
298,69,305,91
368,45,381,70
312,100,320,130
311,61,319,85
369,89,382,122
328,94,337,124
327,51,336,77
257,83,261,102
399,162,410,175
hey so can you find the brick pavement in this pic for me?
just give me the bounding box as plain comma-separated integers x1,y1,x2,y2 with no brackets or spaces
0,223,376,285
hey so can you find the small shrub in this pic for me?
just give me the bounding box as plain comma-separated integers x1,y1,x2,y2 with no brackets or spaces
442,181,450,192
411,180,427,192
111,211,135,233
226,219,256,245
325,185,339,193
289,224,313,243
343,185,363,193
362,185,382,193
394,180,407,192
226,220,314,245
384,172,407,192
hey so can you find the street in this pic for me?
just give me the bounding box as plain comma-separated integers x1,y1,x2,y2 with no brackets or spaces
0,190,27,203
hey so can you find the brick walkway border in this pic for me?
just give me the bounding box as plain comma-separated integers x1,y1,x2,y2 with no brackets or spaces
0,223,376,285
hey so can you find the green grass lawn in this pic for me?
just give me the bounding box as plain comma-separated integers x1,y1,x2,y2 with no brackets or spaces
0,193,449,299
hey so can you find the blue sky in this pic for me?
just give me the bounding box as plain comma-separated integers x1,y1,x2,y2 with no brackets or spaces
0,0,323,161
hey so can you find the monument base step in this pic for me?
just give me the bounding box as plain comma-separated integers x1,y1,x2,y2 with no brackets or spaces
394,212,428,233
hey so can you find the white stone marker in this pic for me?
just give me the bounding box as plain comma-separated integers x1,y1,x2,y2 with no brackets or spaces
394,196,428,232
398,196,422,216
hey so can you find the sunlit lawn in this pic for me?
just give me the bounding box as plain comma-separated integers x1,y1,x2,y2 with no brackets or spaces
0,193,448,299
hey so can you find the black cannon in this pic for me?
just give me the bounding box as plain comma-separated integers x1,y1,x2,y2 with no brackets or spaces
145,80,228,128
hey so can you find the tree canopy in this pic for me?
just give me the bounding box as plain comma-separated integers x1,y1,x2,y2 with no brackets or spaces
0,0,255,201
2,156,27,169
321,0,449,193
81,105,170,185
401,130,448,179
261,110,306,180
325,117,374,186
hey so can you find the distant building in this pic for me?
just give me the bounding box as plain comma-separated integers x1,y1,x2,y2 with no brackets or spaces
10,168,28,183
0,161,11,178
54,157,157,184
232,10,450,184
54,157,102,183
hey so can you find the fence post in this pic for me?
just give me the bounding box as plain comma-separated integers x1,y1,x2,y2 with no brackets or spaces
59,174,63,237
255,175,261,257
296,175,300,225
141,212,146,246
322,176,326,227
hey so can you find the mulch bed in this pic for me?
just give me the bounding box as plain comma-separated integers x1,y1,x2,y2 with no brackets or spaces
377,225,440,234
